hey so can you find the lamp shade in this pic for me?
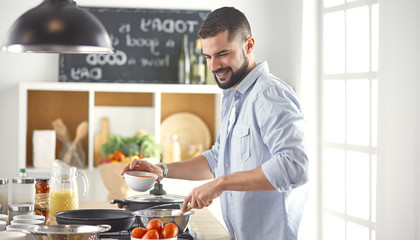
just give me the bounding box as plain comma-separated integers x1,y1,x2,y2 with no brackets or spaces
2,0,113,54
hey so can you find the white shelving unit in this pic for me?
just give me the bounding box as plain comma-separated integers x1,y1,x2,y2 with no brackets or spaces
19,82,222,172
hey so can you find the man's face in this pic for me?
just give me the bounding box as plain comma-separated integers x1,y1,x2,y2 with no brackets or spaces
201,31,249,89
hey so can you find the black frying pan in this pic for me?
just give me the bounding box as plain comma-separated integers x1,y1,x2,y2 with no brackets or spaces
55,209,135,232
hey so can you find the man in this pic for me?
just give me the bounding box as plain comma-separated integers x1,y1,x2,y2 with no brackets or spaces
122,7,308,239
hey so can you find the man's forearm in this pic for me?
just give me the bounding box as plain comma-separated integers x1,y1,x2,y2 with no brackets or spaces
164,154,215,180
218,167,275,192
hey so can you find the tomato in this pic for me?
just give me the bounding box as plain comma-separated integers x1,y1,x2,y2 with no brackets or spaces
146,218,163,232
131,227,147,238
112,151,126,161
141,229,159,239
161,223,179,238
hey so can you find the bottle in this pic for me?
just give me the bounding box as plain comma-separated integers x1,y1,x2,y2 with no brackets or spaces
12,168,35,204
206,62,216,85
171,134,181,162
178,34,190,84
190,39,206,84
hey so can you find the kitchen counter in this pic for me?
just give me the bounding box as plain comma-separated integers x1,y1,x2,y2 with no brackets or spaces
79,201,232,240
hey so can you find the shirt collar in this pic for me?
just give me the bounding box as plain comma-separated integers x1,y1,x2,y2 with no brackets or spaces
222,61,269,96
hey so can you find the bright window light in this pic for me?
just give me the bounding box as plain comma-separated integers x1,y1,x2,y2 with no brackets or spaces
323,147,346,212
346,6,370,73
347,79,370,146
323,11,345,74
347,151,370,220
323,79,345,143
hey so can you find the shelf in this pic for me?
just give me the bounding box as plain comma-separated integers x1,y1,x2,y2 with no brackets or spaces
19,82,222,171
19,82,222,94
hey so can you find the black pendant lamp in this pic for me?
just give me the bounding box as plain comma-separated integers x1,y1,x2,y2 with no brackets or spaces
2,0,113,54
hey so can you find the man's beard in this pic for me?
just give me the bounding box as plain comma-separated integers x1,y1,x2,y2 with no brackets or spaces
213,53,249,90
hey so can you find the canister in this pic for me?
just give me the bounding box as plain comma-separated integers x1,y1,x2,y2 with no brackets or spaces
0,178,8,215
12,173,35,204
8,203,34,222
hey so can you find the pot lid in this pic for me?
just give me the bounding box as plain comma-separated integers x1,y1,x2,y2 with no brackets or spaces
125,194,184,203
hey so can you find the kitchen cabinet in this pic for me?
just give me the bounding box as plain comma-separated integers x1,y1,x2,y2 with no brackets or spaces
19,82,222,172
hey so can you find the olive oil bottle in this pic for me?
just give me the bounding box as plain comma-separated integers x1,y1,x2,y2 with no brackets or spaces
178,34,190,84
190,39,206,84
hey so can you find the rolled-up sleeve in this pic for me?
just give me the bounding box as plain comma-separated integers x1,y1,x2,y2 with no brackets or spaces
202,135,221,178
257,86,309,192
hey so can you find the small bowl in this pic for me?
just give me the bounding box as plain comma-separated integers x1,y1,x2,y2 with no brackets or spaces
6,223,38,232
0,232,27,240
124,171,158,192
0,220,7,230
13,215,45,222
11,219,44,226
0,213,9,223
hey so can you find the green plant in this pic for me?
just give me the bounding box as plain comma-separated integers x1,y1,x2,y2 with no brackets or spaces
101,133,161,159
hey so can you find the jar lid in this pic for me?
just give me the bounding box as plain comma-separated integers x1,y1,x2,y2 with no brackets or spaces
12,178,35,184
0,178,8,185
8,203,34,211
35,178,50,182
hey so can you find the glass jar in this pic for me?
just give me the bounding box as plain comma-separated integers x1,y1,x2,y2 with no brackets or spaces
12,168,35,204
0,178,8,215
35,178,50,224
8,203,34,222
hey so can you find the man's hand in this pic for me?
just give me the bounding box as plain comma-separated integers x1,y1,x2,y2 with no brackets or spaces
121,158,164,181
181,178,224,211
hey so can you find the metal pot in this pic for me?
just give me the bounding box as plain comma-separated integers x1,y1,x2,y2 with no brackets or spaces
30,224,110,240
55,209,135,232
111,183,184,211
134,208,194,233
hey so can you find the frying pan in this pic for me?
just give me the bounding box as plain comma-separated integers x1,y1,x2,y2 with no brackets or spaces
55,209,135,232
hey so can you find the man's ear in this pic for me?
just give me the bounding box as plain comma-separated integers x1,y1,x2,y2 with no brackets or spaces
245,37,255,53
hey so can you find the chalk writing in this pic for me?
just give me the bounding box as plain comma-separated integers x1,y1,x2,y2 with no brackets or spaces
71,67,102,80
59,8,210,83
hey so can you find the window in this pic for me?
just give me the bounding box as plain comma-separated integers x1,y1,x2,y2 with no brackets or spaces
321,1,378,240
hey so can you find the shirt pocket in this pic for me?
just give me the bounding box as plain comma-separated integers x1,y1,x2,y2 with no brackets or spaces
232,125,251,162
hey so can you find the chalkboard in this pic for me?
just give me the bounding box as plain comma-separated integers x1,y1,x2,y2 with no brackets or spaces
59,7,210,83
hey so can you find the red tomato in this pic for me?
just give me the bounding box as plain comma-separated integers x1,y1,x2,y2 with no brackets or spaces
161,223,179,238
112,151,125,161
146,219,163,232
142,229,159,239
131,227,147,238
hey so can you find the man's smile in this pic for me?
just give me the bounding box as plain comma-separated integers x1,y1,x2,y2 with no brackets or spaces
214,68,231,81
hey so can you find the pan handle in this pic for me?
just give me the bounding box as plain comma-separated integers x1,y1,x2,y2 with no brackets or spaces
110,199,128,209
97,224,112,232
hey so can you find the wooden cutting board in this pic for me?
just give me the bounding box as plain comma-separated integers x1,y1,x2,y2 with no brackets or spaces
94,117,109,166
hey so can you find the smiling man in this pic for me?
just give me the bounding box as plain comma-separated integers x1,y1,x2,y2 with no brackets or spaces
122,7,309,239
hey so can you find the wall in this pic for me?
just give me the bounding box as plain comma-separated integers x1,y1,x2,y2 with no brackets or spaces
376,0,419,239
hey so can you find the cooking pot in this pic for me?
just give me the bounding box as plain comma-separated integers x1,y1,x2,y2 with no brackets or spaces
134,208,194,233
111,183,184,211
55,209,135,232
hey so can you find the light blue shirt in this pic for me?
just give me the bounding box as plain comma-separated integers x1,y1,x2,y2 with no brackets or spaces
202,62,309,240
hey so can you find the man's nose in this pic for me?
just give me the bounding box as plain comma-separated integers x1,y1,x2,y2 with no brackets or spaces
207,58,221,72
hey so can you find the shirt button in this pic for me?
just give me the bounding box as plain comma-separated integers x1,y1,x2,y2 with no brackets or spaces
225,163,230,167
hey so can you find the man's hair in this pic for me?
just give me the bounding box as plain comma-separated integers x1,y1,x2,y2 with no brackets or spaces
198,7,252,42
